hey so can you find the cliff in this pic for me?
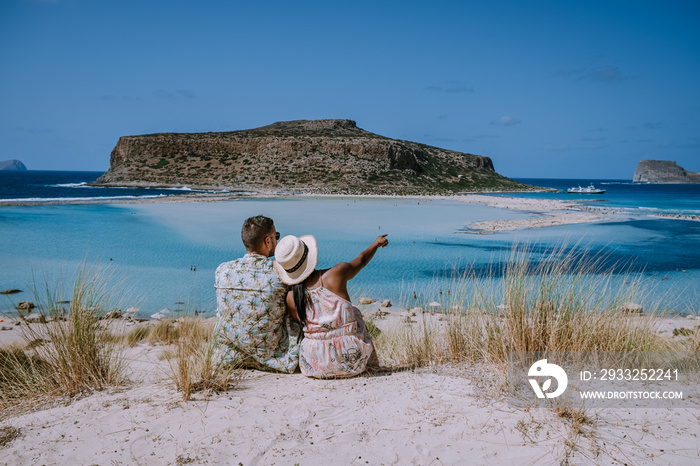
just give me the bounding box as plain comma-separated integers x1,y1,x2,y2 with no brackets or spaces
92,119,538,195
633,160,700,184
0,160,27,171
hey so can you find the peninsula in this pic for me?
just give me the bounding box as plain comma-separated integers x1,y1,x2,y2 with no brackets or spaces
633,160,700,184
92,119,538,195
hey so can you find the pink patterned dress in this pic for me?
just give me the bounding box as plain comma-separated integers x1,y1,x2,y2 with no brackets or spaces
299,285,379,379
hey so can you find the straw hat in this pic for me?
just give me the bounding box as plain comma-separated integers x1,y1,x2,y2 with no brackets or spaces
273,235,318,285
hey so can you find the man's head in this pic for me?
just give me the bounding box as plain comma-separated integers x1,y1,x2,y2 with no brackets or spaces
241,215,279,257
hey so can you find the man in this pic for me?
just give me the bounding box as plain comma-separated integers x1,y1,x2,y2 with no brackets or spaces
214,215,300,373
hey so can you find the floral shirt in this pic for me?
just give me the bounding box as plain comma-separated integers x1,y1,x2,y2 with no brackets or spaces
214,253,300,373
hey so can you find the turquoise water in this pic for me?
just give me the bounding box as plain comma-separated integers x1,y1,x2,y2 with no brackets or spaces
511,178,700,217
1,195,698,317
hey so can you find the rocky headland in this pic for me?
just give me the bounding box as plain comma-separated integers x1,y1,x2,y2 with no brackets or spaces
633,160,700,184
0,159,27,171
92,119,540,195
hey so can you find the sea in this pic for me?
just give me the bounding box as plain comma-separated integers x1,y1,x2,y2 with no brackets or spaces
1,171,699,318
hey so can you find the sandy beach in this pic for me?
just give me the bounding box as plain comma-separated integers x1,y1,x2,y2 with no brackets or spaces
2,310,700,465
451,195,617,232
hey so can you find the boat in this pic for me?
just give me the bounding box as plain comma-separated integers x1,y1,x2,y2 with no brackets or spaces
567,184,606,194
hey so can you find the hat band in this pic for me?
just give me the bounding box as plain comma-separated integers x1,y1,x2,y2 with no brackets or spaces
284,243,309,274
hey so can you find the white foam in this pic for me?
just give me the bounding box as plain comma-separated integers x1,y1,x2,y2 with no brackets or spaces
49,182,89,188
0,194,170,203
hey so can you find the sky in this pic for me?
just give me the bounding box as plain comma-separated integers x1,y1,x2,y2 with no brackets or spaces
1,0,699,179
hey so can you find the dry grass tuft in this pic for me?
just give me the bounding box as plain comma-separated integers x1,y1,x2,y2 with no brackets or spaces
169,317,241,400
0,345,53,402
376,243,672,370
148,319,179,345
124,325,152,346
420,245,664,365
0,267,125,414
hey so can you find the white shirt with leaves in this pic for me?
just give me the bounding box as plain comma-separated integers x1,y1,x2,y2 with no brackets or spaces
214,253,300,373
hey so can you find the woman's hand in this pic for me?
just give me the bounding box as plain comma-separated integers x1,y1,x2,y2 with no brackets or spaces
374,234,389,248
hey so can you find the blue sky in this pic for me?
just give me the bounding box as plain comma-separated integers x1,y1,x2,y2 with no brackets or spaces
1,0,698,178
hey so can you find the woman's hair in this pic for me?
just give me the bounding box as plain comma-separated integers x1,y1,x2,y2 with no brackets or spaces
291,282,309,329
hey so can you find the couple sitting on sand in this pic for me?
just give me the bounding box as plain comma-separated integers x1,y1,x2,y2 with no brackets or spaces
214,215,387,378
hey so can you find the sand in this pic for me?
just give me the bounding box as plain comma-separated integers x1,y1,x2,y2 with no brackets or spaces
452,194,620,232
2,312,700,465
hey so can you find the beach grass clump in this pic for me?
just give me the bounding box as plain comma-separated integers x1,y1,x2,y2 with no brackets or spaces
0,345,53,404
375,313,450,368
148,319,179,345
26,268,125,395
445,244,668,362
124,324,152,346
376,243,668,369
0,268,125,412
169,316,240,400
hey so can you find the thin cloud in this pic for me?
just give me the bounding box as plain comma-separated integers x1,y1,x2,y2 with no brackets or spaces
655,137,700,149
154,90,175,99
679,137,700,148
176,89,197,99
14,126,52,134
643,121,666,129
628,121,667,130
425,81,474,93
153,89,197,100
543,143,568,151
580,135,606,142
552,68,586,78
586,66,627,82
491,115,521,126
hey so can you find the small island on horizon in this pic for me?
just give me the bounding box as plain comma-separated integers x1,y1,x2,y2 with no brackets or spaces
633,160,700,184
0,159,27,171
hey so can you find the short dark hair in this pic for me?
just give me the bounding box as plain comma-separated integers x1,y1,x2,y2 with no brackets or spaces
241,215,274,251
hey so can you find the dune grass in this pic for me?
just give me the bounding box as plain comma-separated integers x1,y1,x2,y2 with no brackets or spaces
0,268,125,414
374,243,672,369
167,316,241,400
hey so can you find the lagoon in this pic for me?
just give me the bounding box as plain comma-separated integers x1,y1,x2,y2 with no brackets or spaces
1,195,698,317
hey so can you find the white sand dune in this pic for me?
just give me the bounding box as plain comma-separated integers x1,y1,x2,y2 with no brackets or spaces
2,316,700,464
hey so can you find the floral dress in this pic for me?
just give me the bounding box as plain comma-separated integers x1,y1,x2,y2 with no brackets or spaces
299,285,379,378
214,253,300,373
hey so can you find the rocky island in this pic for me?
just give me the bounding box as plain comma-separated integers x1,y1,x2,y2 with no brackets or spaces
633,160,700,184
0,159,27,171
92,119,538,195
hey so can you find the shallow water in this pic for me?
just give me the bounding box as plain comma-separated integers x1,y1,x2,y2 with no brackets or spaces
1,196,698,317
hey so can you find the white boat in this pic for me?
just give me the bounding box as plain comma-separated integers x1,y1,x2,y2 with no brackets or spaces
567,184,606,194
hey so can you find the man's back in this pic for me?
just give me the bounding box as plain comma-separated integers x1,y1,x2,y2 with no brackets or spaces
215,253,300,373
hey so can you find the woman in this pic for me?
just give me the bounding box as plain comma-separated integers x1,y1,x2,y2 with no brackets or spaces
273,234,388,378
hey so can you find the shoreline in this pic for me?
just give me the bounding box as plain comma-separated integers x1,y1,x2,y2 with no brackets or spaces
4,189,697,232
